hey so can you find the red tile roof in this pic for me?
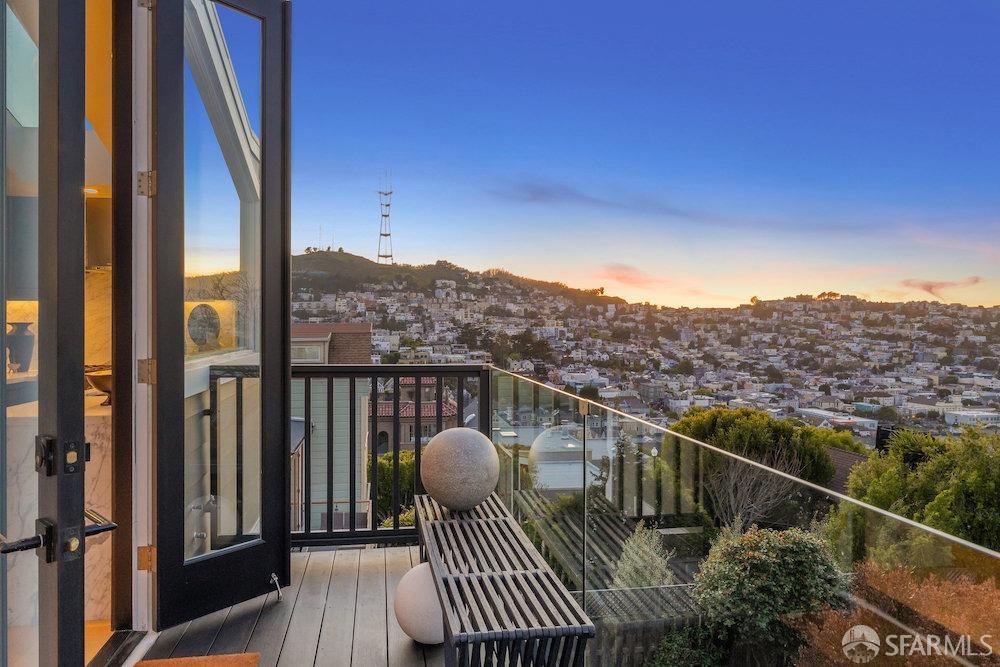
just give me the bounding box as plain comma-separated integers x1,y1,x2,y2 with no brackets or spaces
374,400,457,418
399,376,438,386
291,322,372,337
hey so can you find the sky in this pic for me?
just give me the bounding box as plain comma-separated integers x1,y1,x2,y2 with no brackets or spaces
284,0,1000,308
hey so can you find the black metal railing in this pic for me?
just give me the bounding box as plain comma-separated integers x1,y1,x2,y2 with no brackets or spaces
207,364,261,551
289,364,490,547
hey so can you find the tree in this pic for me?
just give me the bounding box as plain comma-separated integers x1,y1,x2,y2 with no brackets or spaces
875,405,899,423
611,521,676,590
510,330,554,362
847,429,1000,550
578,384,600,401
819,383,832,396
672,407,835,484
764,364,785,383
672,359,695,376
976,357,999,371
703,446,804,528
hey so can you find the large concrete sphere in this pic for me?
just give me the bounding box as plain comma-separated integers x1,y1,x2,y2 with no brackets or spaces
394,562,444,645
420,427,499,511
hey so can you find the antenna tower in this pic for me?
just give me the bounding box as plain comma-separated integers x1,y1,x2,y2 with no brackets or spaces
377,175,394,264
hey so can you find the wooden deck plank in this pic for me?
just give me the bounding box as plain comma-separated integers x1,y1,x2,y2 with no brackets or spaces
386,547,425,667
170,606,231,657
314,548,361,667
209,591,268,655
143,621,190,660
277,550,336,667
246,551,310,667
350,549,388,666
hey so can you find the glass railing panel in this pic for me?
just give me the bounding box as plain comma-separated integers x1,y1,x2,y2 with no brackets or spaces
489,368,1000,665
491,378,587,593
584,408,704,662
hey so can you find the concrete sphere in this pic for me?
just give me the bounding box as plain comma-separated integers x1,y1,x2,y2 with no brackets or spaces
421,427,499,511
394,562,444,645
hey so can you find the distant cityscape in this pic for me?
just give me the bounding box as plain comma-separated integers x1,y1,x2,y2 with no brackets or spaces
291,250,1000,447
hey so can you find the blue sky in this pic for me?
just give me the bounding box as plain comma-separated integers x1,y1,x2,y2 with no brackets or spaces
283,0,1000,306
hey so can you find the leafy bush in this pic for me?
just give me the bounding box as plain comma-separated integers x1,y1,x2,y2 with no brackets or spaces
647,625,725,667
376,450,415,523
693,525,848,661
379,505,415,528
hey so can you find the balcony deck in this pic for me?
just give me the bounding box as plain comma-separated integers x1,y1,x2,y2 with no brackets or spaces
143,547,442,667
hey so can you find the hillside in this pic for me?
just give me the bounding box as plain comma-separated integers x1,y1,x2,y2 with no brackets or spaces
291,250,625,306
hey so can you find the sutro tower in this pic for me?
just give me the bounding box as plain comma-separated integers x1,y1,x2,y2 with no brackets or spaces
376,178,394,264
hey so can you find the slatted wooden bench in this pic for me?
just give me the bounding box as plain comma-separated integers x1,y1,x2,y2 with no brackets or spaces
415,493,595,666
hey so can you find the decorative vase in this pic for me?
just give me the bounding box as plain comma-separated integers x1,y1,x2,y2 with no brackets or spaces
420,427,500,511
6,322,35,373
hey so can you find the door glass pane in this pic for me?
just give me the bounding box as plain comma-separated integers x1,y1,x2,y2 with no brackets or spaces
183,0,262,561
84,0,114,659
2,1,40,663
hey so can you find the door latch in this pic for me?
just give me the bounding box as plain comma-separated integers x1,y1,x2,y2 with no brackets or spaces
35,436,83,476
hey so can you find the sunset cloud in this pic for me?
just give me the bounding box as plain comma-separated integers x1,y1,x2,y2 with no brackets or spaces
900,276,983,298
489,177,705,221
597,263,667,288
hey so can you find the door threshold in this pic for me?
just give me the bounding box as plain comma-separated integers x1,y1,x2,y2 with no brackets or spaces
87,630,147,667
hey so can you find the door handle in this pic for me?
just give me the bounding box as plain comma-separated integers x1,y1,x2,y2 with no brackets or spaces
0,532,45,554
0,510,116,557
0,519,56,557
84,508,118,538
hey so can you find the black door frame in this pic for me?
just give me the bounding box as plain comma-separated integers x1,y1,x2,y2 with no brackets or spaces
36,1,88,665
152,0,290,629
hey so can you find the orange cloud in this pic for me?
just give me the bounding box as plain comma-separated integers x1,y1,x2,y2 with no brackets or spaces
597,263,667,288
900,276,983,298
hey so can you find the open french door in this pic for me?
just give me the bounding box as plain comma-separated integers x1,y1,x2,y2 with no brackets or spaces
151,0,290,629
0,2,102,664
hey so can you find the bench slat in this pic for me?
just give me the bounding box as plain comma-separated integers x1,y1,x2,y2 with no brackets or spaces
416,493,595,666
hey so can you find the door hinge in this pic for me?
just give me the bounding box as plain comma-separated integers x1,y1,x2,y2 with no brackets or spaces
137,0,155,9
137,358,156,385
137,545,157,572
137,170,157,197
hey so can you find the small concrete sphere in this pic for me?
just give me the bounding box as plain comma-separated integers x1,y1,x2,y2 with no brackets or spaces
421,427,499,511
394,562,444,645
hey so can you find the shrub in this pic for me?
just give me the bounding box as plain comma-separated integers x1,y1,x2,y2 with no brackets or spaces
612,521,676,590
379,505,415,528
647,625,725,667
693,525,848,661
376,450,415,523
